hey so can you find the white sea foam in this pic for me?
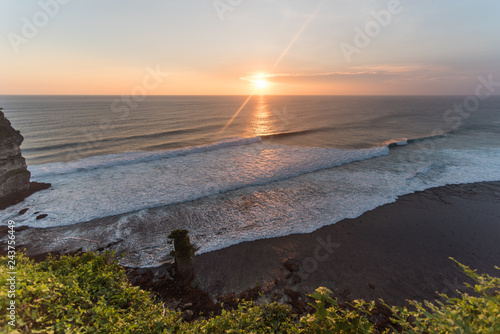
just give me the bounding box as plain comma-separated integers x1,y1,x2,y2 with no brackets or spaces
190,144,500,256
29,136,263,178
2,95,500,267
4,140,389,227
383,138,408,146
3,133,500,267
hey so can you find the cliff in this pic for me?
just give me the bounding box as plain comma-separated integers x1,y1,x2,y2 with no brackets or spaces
0,107,50,209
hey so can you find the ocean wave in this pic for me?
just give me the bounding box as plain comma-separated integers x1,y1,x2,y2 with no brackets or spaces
7,144,500,267
383,138,408,147
11,131,500,233
405,163,433,179
260,128,327,139
23,125,219,154
406,134,447,144
383,134,447,148
29,136,262,178
259,124,365,141
263,130,448,151
15,142,389,228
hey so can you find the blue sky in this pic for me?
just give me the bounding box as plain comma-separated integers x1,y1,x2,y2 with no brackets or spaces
1,0,499,94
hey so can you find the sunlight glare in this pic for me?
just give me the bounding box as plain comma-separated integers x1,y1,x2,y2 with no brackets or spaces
255,79,268,88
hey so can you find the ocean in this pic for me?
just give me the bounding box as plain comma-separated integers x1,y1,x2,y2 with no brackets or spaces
1,95,500,266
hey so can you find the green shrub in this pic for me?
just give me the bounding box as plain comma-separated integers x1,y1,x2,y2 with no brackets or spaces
300,259,499,333
167,229,194,261
180,301,298,333
0,252,182,333
1,253,498,333
389,259,500,333
301,287,376,333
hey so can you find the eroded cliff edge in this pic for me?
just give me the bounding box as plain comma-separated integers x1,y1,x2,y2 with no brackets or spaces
0,107,50,210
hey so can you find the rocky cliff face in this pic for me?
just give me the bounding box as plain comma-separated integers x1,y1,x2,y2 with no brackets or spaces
0,107,32,207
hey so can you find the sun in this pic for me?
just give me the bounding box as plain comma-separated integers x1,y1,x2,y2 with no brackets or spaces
254,79,268,88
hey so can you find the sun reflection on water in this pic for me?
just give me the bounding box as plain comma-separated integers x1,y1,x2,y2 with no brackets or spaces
247,95,274,137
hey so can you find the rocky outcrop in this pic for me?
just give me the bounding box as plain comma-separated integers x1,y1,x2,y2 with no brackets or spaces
0,107,50,209
168,229,195,287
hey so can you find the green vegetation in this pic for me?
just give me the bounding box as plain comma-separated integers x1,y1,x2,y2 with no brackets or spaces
167,229,195,286
167,229,194,262
390,259,500,333
0,252,180,333
1,253,498,333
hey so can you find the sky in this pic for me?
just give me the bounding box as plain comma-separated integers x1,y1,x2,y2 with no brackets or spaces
1,0,499,95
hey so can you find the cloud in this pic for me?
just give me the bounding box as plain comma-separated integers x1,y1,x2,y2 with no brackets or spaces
240,64,461,84
240,70,379,82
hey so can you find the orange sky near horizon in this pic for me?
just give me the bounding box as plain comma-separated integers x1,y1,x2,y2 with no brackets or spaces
4,63,489,96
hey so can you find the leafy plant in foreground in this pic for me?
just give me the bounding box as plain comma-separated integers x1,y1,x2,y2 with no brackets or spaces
1,253,498,333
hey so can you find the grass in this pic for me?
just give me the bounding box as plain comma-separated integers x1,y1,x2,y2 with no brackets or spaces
0,252,498,333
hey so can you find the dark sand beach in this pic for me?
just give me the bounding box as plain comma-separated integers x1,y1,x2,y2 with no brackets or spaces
193,181,500,305
2,181,499,307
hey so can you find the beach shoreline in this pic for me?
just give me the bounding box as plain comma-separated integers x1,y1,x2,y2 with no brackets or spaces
2,181,499,307
193,181,500,305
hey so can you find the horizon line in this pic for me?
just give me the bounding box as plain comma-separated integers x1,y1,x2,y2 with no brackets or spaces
1,94,496,97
